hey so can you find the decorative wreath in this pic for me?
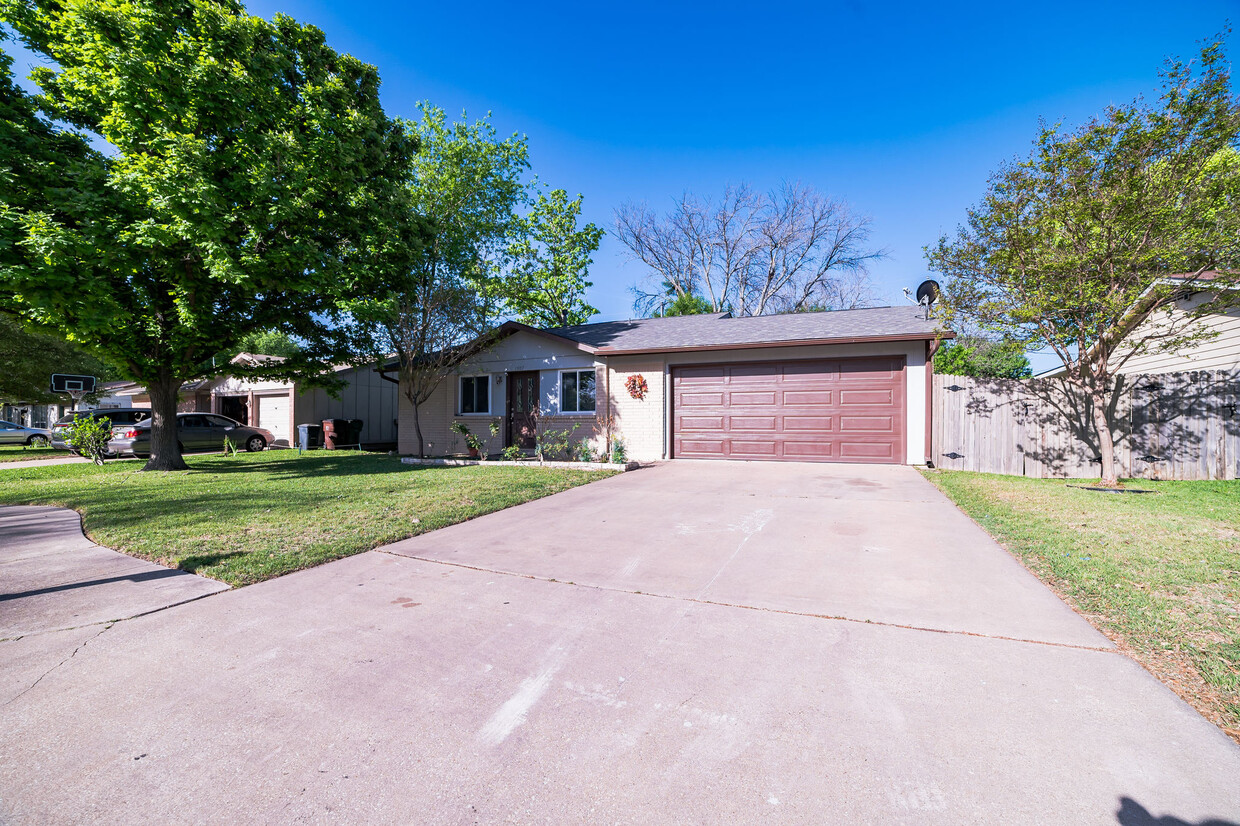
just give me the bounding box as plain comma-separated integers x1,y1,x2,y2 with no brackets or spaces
625,374,649,400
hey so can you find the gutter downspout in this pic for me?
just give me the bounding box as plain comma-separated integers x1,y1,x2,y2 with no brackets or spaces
925,338,941,465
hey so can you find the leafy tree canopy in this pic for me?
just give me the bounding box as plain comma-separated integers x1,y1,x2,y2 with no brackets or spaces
933,336,1032,379
0,0,416,469
653,289,717,317
0,314,117,404
236,329,302,359
503,188,603,327
926,39,1240,484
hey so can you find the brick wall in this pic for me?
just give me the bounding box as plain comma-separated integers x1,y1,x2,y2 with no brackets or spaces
606,359,666,462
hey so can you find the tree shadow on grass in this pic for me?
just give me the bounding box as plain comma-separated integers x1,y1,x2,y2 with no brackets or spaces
1117,797,1239,826
196,454,438,480
177,550,247,575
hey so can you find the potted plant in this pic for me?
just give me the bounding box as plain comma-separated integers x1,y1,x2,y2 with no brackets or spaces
450,422,482,459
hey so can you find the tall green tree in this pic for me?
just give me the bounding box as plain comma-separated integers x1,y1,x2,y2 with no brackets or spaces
0,0,415,469
503,188,603,327
932,336,1032,379
353,105,529,457
927,40,1240,486
0,315,115,404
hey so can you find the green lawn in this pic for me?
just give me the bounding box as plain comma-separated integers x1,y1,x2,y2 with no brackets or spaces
0,443,71,463
923,470,1240,739
0,451,615,587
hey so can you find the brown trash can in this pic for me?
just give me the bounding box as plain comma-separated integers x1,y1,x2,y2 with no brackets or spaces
321,418,350,450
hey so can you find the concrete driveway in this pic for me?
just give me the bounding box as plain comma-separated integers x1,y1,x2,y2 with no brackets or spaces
1,462,1237,825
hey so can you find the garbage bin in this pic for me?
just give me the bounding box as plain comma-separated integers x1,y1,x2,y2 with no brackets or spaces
297,423,322,452
321,418,349,450
347,419,364,448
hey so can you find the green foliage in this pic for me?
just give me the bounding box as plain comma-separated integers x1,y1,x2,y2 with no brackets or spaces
926,40,1240,483
500,444,523,461
610,435,627,464
535,422,579,462
449,421,485,456
654,290,717,317
0,315,115,403
222,435,238,457
504,189,603,327
0,0,416,469
236,330,302,359
63,411,111,465
933,337,1032,378
573,439,595,462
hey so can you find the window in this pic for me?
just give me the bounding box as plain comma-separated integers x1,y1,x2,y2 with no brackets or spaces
560,370,596,413
459,375,490,414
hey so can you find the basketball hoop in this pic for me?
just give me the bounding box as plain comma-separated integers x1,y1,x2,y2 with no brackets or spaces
50,374,97,412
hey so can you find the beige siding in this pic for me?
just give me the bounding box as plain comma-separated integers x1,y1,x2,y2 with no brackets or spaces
294,364,400,446
1115,294,1240,375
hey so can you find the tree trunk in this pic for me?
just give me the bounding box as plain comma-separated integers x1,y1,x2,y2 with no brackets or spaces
1087,382,1120,486
410,398,425,459
144,374,188,471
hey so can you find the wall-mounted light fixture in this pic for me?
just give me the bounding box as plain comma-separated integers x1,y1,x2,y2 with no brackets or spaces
495,374,504,385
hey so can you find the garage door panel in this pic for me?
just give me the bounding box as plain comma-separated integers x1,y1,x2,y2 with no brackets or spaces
841,415,896,433
680,416,725,430
681,392,725,406
728,391,777,406
678,437,726,456
729,416,777,431
729,440,778,456
784,440,836,458
782,390,833,405
673,356,905,464
729,364,781,381
783,416,835,431
840,441,897,459
840,388,895,405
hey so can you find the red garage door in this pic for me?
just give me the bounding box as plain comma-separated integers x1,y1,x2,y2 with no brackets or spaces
672,357,906,463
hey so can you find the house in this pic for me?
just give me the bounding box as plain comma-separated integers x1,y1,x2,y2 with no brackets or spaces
1038,272,1240,377
87,356,399,448
393,306,951,464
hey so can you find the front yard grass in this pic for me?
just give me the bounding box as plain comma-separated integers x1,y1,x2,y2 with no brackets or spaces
0,443,71,463
923,470,1240,739
0,451,615,587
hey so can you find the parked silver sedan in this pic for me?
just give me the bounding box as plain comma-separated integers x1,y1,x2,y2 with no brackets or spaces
108,413,274,457
0,420,52,446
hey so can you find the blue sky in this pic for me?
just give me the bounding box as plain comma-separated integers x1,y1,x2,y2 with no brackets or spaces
14,1,1239,371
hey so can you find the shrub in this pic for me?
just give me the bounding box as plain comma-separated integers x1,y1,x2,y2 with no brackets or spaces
64,413,113,465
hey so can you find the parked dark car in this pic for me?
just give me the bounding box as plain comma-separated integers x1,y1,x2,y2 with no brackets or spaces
50,408,152,454
0,420,52,446
107,413,274,457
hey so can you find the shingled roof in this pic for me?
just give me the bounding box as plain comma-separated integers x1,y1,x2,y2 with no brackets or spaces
544,305,948,354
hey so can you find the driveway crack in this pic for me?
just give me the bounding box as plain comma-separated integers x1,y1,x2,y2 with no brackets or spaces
4,623,110,707
381,551,1118,654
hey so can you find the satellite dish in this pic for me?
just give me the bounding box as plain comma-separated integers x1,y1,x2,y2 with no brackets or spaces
915,279,940,306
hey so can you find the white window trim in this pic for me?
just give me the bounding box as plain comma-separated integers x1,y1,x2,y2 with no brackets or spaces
458,374,492,415
558,368,597,415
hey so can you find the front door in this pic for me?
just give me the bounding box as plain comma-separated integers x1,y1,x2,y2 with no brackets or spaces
507,371,539,450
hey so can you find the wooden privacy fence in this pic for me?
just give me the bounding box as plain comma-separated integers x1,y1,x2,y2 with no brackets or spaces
932,371,1240,480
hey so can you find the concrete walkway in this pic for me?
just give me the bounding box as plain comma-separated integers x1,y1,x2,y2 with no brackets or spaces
0,456,92,470
0,505,229,639
0,464,1237,824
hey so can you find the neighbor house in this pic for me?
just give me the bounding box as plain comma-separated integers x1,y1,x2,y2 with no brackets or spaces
1038,272,1240,377
89,355,399,448
392,306,950,465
